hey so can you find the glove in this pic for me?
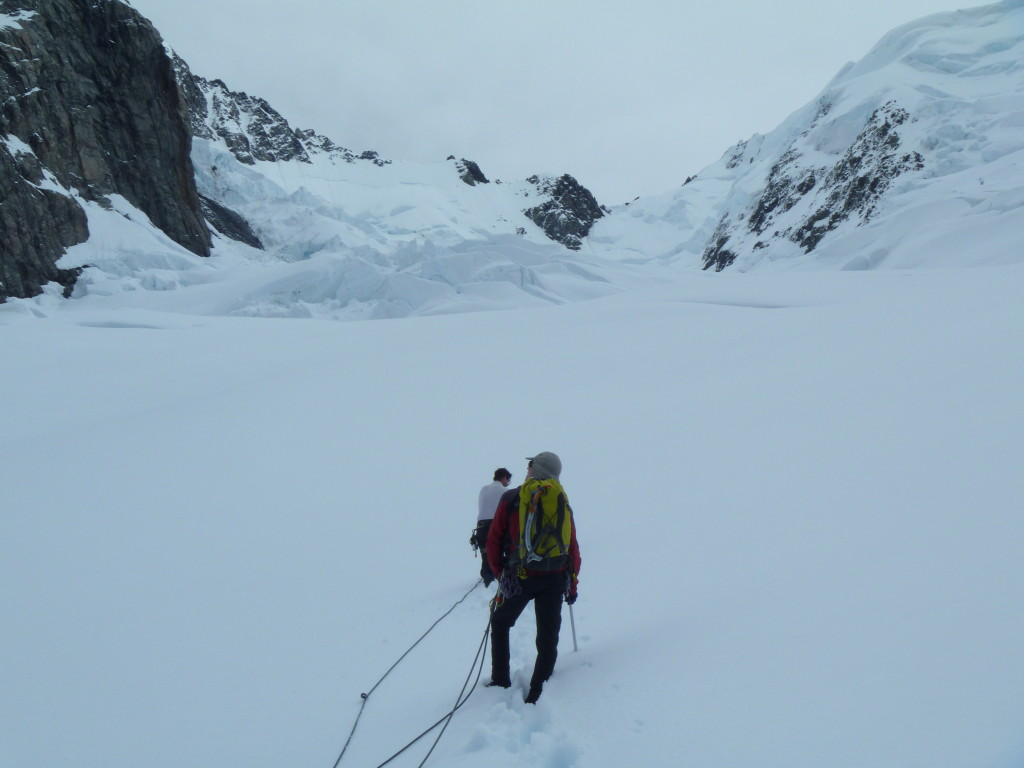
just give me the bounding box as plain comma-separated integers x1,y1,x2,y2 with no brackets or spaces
565,591,577,605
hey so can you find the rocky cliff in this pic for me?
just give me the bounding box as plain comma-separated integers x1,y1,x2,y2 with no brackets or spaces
0,0,208,301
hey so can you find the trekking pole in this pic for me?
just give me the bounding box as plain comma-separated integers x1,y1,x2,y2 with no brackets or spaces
564,570,578,652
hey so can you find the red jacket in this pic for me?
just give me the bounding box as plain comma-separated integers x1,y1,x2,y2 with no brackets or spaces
486,486,582,596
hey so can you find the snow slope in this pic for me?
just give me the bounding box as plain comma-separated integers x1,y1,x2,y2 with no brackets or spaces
2,262,1023,768
49,171,652,322
50,141,650,321
593,0,1024,272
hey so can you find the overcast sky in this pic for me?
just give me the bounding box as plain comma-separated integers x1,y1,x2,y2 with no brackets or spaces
127,0,969,203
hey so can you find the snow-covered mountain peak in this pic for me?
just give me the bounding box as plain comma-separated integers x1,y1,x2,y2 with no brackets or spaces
842,0,1024,83
593,0,1024,273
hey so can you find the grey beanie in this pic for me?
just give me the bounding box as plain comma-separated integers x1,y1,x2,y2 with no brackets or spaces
527,451,562,481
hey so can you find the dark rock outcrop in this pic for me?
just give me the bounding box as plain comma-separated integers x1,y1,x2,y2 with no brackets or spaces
791,102,923,252
448,156,489,186
0,0,210,301
701,218,738,272
524,174,605,251
703,100,924,271
0,135,88,297
199,195,263,250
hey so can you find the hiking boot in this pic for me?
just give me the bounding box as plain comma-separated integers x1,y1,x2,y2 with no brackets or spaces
524,686,542,704
486,679,511,689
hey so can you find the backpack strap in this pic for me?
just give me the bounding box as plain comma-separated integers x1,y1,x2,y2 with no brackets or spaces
531,491,567,560
517,484,542,576
519,483,570,577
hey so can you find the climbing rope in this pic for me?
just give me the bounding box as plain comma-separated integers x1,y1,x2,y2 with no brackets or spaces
330,579,483,768
376,612,491,768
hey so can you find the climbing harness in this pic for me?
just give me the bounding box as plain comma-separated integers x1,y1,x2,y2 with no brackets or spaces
330,579,486,768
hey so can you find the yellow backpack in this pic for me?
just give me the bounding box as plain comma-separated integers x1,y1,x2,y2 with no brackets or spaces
515,478,573,578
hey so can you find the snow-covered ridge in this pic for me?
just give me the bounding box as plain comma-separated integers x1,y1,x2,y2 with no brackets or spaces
591,0,1024,273
171,54,392,169
171,51,608,258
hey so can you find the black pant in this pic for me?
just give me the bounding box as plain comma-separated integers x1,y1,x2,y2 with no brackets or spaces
480,551,495,582
490,572,565,690
475,520,494,582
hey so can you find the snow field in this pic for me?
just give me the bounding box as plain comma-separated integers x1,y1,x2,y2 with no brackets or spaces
2,264,1023,767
